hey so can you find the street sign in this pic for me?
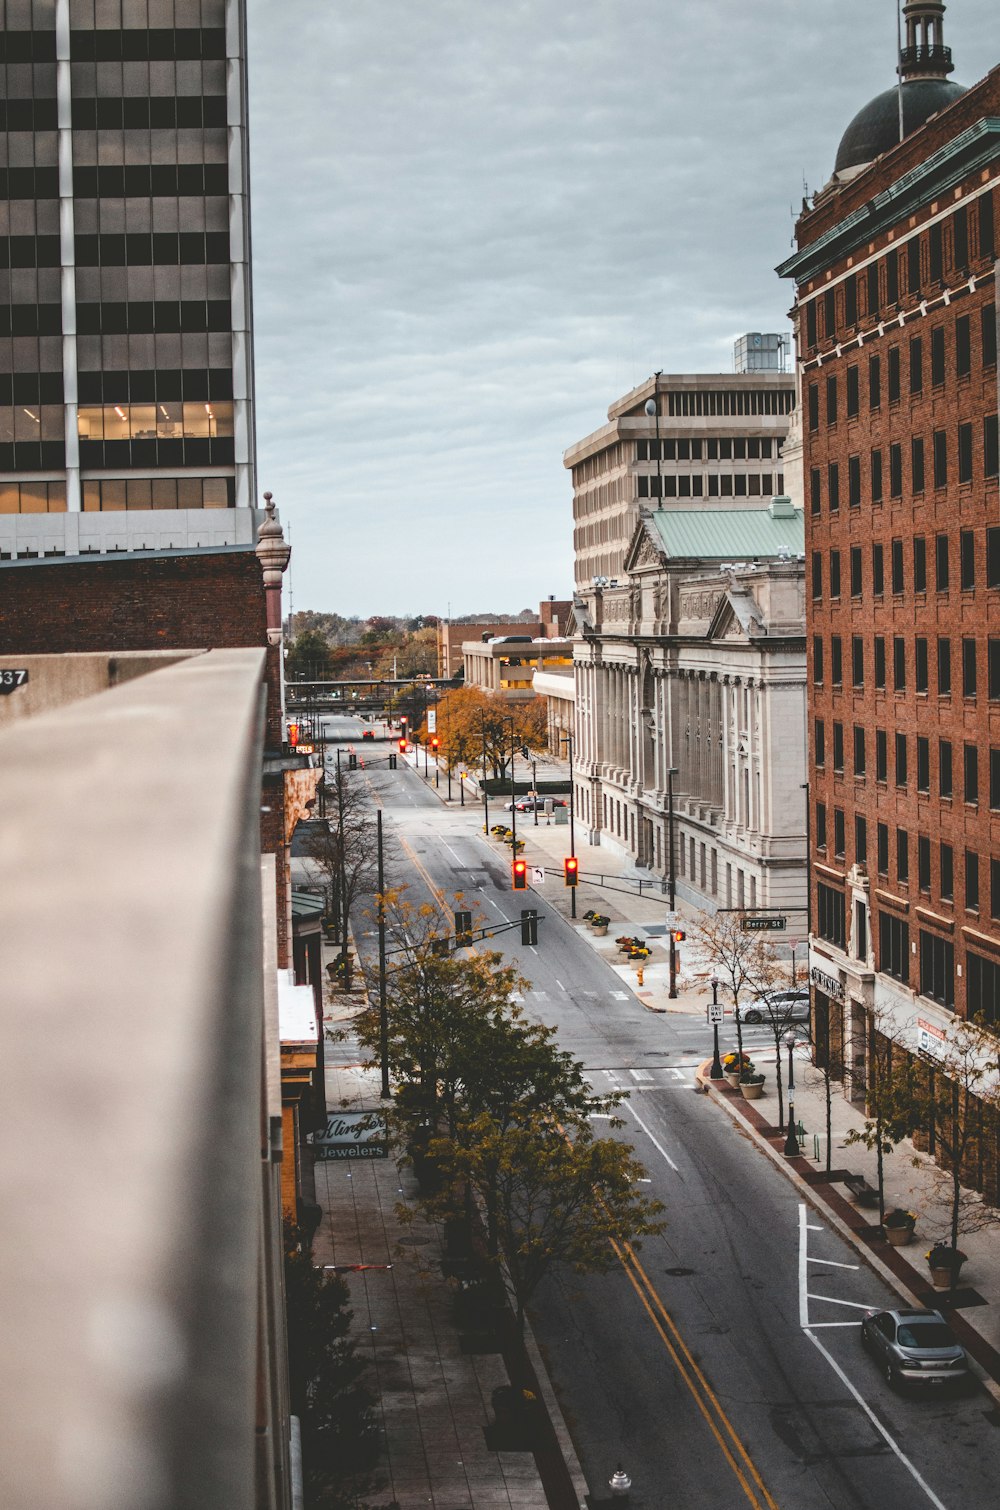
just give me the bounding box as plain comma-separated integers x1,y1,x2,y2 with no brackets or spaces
741,915,787,931
530,866,545,884
707,1001,724,1025
427,709,437,733
664,911,678,926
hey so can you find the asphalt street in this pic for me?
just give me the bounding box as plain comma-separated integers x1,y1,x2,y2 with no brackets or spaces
322,715,1000,1510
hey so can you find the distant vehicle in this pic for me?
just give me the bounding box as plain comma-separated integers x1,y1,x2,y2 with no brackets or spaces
503,796,567,813
362,730,375,741
861,1308,970,1391
735,989,810,1025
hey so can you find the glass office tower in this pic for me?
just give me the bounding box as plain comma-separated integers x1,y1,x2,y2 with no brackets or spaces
0,0,257,556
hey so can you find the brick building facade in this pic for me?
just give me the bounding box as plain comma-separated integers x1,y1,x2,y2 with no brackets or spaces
780,23,1000,1191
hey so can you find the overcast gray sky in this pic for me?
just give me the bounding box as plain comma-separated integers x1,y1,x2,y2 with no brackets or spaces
245,0,994,620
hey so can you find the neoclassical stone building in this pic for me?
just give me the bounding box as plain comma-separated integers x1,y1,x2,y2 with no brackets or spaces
574,500,808,915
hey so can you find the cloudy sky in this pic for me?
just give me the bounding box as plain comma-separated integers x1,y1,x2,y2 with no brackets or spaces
245,0,994,620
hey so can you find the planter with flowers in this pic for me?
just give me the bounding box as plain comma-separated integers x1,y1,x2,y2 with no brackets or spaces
882,1209,917,1247
722,1052,752,1089
590,914,610,936
629,946,652,966
926,1242,967,1289
739,1069,766,1101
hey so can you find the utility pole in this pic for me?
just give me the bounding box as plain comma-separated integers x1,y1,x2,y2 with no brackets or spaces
667,767,678,999
336,749,350,990
562,731,577,919
377,810,389,1098
479,711,490,834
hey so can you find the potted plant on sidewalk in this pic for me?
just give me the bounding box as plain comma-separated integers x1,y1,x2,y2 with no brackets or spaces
590,914,610,936
882,1208,917,1247
722,1052,751,1089
739,1068,766,1101
926,1242,967,1290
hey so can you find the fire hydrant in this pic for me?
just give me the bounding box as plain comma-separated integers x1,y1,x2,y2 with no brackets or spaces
636,967,644,986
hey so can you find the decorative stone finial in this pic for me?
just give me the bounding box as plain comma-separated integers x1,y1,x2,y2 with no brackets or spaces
255,490,290,641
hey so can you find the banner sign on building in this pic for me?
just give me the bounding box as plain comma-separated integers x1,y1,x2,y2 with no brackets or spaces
427,709,437,733
810,966,844,1002
312,1111,388,1160
917,1018,947,1060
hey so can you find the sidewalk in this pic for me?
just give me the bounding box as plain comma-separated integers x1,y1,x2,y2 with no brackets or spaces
315,980,588,1510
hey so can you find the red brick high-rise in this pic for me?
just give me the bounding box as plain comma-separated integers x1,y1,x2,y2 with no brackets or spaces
779,4,999,1185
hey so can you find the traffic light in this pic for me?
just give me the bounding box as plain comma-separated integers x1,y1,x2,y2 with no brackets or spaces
431,736,440,752
454,909,473,946
672,930,687,942
520,908,538,946
564,856,579,888
398,738,408,754
348,752,358,770
512,858,528,890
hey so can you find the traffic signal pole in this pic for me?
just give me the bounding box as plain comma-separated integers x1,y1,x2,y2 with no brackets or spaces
667,767,677,999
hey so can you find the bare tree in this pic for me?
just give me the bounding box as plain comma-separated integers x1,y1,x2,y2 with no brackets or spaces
302,763,377,985
694,912,780,1076
844,1006,915,1224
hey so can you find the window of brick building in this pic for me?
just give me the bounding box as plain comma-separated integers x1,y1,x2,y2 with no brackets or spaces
877,823,889,876
964,743,979,805
897,828,909,883
829,548,841,598
867,357,881,416
985,415,999,478
893,637,906,690
833,807,846,859
888,346,901,402
826,374,838,426
890,443,902,496
876,729,888,782
963,637,977,697
991,749,1000,810
919,929,954,1007
941,843,954,901
886,249,900,304
930,326,945,386
815,718,826,766
871,448,883,502
891,539,904,595
966,850,980,913
929,223,944,284
911,436,925,493
817,881,845,947
867,262,880,318
961,528,975,589
848,455,861,507
874,635,886,688
833,721,845,772
872,543,885,594
935,533,949,591
844,275,858,327
909,335,923,395
880,912,909,982
914,535,927,592
850,546,863,597
959,424,973,486
813,635,824,683
908,237,922,295
831,635,843,686
846,364,859,417
849,638,864,691
978,191,995,262
955,314,971,377
854,724,866,776
918,834,931,891
806,299,817,347
993,858,1000,921
989,638,1000,700
933,430,948,489
816,799,827,850
937,637,951,694
940,738,953,799
917,736,930,792
810,467,821,514
824,288,836,339
952,206,969,271
968,950,1000,1023
808,383,819,431
915,637,928,692
896,731,908,787
855,814,868,864
828,461,840,510
811,551,823,600
983,304,998,369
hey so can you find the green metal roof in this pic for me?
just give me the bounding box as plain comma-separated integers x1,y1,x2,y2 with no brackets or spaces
646,505,804,561
291,888,326,920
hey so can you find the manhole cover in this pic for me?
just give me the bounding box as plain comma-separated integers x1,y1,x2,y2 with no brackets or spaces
396,1235,431,1247
664,1266,695,1277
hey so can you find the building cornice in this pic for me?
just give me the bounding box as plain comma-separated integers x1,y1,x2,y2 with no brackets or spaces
777,118,1000,286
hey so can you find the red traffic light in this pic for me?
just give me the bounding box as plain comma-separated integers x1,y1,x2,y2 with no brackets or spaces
672,930,686,942
512,858,528,891
564,856,579,887
398,739,408,754
431,736,440,751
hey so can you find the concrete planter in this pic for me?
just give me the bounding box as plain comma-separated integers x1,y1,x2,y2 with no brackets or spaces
884,1224,915,1247
591,924,608,936
723,1071,742,1089
740,1080,765,1100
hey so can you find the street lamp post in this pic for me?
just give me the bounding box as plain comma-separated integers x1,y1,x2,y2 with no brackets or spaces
709,975,724,1079
531,756,538,826
458,770,465,807
783,1030,799,1155
479,712,490,835
506,717,517,858
561,731,577,918
666,767,678,998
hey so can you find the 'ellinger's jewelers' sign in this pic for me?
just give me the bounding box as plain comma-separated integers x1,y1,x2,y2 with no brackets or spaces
312,1111,388,1160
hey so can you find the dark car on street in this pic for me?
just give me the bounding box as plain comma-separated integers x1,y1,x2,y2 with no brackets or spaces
503,796,567,813
861,1307,970,1391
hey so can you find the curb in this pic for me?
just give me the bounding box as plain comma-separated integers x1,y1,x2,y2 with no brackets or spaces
522,1315,590,1510
695,1062,1000,1408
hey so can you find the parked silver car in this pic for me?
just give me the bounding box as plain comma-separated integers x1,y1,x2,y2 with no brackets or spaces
861,1307,969,1391
734,989,810,1025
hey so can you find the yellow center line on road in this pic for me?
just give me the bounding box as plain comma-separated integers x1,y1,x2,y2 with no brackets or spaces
611,1237,781,1510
